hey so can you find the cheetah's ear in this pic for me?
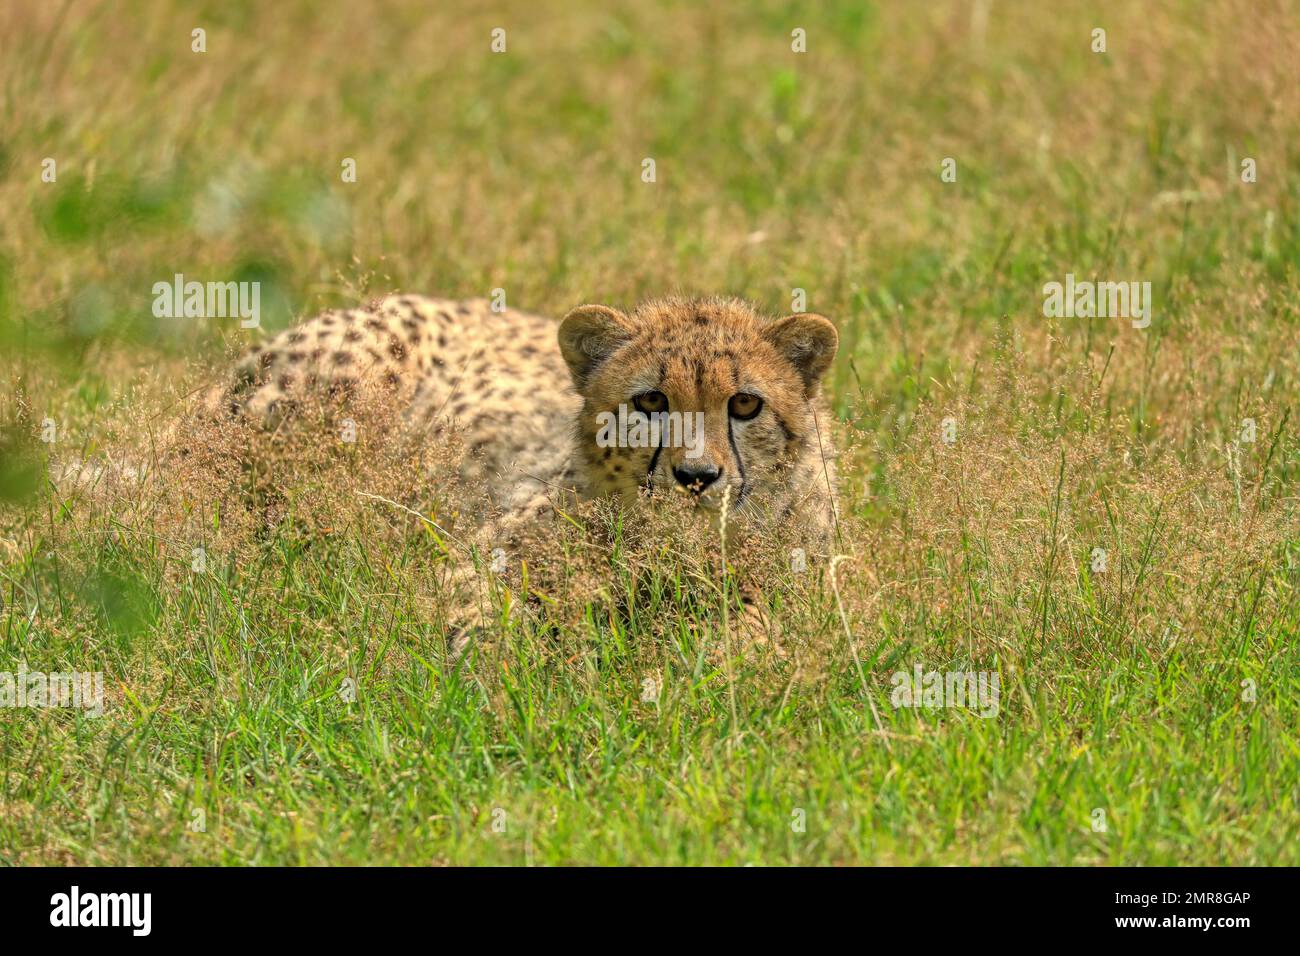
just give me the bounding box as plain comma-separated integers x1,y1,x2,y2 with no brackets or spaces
763,313,838,394
558,304,633,391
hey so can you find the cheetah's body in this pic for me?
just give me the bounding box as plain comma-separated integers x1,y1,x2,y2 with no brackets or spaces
217,294,840,549
223,296,580,523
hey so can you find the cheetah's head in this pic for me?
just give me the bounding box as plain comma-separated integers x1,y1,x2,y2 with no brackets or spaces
558,297,838,520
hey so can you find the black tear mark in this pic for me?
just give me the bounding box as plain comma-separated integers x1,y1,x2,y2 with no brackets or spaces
727,415,748,503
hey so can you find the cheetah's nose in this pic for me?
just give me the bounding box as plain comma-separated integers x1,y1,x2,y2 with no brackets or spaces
673,464,722,494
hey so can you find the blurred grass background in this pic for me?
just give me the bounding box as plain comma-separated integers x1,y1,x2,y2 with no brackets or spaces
0,0,1297,864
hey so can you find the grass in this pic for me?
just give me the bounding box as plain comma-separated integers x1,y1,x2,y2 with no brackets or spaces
1,0,1298,865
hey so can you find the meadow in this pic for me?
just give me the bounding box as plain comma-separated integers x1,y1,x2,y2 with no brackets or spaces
1,0,1297,864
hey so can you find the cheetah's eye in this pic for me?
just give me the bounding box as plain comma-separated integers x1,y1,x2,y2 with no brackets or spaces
633,390,668,414
728,393,763,420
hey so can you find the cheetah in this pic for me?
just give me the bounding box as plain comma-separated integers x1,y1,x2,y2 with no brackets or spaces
217,294,839,534
213,294,841,644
